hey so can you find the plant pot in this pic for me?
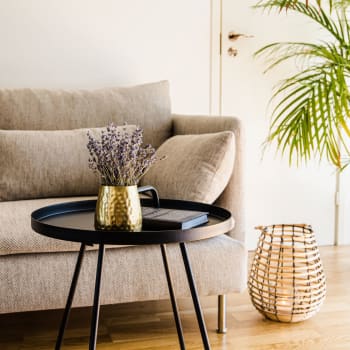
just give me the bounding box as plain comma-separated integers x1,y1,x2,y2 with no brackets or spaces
95,185,142,231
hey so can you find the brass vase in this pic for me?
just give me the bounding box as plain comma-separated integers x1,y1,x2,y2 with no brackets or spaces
95,185,142,231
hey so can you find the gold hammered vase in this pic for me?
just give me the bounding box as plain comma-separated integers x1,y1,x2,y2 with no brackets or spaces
95,185,142,231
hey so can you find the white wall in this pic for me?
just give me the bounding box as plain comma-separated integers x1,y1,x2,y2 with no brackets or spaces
338,172,350,245
220,0,336,249
0,0,211,114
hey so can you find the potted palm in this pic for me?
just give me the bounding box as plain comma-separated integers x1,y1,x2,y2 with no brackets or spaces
255,0,350,169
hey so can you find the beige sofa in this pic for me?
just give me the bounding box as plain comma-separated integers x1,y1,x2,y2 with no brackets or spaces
0,81,247,331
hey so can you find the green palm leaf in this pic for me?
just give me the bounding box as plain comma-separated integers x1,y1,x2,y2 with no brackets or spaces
256,0,350,168
255,0,350,11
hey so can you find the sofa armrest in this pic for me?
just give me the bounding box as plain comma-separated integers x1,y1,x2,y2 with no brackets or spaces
172,114,245,243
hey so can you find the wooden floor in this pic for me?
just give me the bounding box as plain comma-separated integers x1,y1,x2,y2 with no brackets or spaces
1,245,349,350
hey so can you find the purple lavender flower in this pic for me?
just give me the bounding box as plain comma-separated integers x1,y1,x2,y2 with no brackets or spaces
87,123,159,186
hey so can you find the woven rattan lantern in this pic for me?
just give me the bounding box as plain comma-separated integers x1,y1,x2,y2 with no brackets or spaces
248,224,326,323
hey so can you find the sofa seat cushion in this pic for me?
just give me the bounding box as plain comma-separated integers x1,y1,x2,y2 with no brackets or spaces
141,131,235,204
1,234,247,313
0,196,104,256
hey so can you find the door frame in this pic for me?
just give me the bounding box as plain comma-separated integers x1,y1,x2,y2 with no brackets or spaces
209,0,222,116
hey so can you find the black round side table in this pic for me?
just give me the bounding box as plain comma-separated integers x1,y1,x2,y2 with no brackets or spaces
31,198,233,350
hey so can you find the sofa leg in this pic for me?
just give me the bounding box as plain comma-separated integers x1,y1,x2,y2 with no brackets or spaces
217,294,227,334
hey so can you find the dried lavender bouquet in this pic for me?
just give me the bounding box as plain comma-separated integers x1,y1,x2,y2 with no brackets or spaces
87,124,157,186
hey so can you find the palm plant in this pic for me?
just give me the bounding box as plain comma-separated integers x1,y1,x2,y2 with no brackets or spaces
255,0,350,168
272,0,350,7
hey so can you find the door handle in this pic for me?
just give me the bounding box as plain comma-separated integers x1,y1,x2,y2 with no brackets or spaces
227,31,253,57
228,31,253,41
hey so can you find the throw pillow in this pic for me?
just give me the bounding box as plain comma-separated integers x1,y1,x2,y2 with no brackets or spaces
140,131,235,204
0,125,136,201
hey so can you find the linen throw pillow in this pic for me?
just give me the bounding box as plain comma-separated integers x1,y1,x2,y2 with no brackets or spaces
0,125,136,201
140,131,235,204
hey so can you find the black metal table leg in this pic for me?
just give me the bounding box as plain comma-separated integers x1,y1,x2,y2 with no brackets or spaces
89,244,105,350
55,243,86,350
161,244,186,350
180,242,211,350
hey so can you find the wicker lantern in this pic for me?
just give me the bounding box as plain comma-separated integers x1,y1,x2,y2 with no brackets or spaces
248,224,326,323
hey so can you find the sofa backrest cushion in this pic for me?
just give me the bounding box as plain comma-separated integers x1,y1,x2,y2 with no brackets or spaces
0,81,172,148
140,131,235,204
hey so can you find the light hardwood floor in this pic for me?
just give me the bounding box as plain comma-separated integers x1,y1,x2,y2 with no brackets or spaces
1,245,349,350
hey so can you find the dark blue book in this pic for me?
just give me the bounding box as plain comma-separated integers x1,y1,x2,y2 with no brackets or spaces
142,207,209,230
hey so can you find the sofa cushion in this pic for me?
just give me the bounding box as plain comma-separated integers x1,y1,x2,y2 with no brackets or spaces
0,196,102,256
0,126,134,201
0,81,171,148
1,234,247,313
0,125,138,201
141,131,235,204
0,128,96,201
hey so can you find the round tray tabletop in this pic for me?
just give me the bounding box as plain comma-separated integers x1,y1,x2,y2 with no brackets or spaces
31,198,234,245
